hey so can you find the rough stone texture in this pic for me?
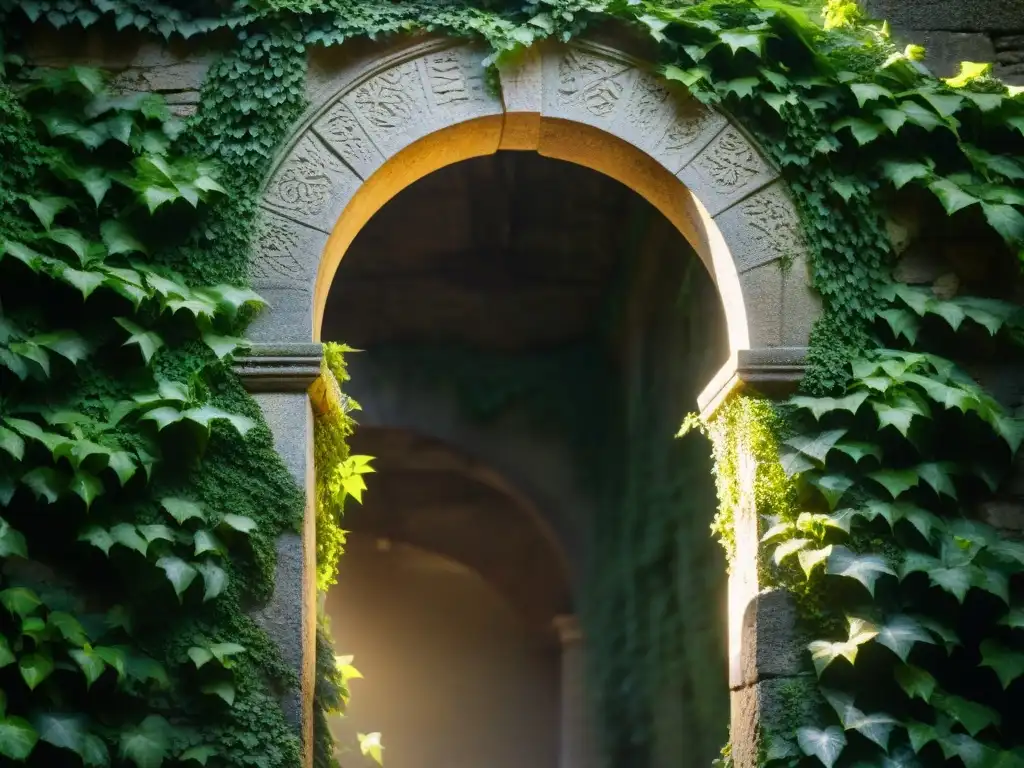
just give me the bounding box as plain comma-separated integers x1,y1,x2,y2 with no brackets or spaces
24,27,215,117
781,254,823,347
248,391,316,763
902,30,997,77
977,500,1024,534
736,590,805,689
737,261,784,348
731,677,820,768
995,34,1024,84
864,0,1024,32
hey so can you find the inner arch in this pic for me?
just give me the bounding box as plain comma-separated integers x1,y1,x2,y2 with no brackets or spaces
320,150,731,767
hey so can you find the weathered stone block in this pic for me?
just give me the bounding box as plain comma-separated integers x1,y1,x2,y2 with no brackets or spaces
864,0,1024,32
541,45,641,134
977,500,1024,533
900,30,997,78
713,183,809,275
735,589,806,689
781,254,822,347
737,263,784,348
731,677,821,768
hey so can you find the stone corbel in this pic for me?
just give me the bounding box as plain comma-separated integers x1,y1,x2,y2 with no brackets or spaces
233,343,324,394
696,347,808,420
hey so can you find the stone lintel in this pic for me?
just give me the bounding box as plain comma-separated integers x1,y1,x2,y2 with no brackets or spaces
234,343,324,393
697,347,807,418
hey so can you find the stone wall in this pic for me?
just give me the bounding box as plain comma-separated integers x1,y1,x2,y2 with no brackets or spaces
865,0,1024,82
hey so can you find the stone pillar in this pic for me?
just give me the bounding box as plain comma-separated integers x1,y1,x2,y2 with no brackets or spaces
235,343,323,768
698,354,814,768
554,614,595,768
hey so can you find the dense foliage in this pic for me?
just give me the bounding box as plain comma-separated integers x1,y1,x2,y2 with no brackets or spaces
0,63,302,767
2,0,1023,767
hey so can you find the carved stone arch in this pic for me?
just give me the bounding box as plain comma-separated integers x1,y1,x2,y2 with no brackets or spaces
248,35,821,402
239,33,821,767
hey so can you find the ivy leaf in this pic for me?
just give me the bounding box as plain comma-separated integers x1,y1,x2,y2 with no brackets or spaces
45,228,91,265
783,429,847,464
59,267,106,299
981,203,1024,244
920,91,964,118
720,30,764,56
22,467,65,504
79,526,115,556
358,732,384,765
0,715,39,760
99,219,147,256
119,715,171,768
156,557,197,601
720,77,760,98
876,108,909,134
868,469,919,498
928,178,979,215
810,475,854,510
140,407,183,430
833,442,882,463
161,497,205,524
201,285,264,315
220,513,256,533
848,710,900,751
780,449,816,476
799,546,834,578
880,160,932,190
49,612,88,646
126,655,169,689
797,726,846,768
900,100,944,131
933,693,1000,736
195,560,227,602
82,734,108,767
0,518,27,558
910,615,960,654
200,680,236,706
773,538,811,565
850,82,893,106
895,664,937,702
875,615,935,661
93,647,126,680
20,653,54,690
69,470,104,510
26,196,73,230
140,185,179,214
182,406,254,437
69,648,106,687
114,318,164,363
979,639,1024,688
872,399,924,437
834,117,884,145
201,333,249,360
111,524,148,556
791,391,868,420
945,61,992,88
1000,607,1024,629
0,426,25,461
188,647,213,669
928,566,973,603
827,546,895,596
138,525,175,544
193,530,224,556
108,452,138,486
180,745,218,764
34,712,87,756
0,635,13,668
34,331,90,364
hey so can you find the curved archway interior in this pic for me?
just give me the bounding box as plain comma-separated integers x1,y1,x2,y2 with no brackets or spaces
320,149,731,768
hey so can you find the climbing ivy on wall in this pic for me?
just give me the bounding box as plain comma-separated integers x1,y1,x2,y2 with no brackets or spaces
1,1,1024,767
0,60,302,767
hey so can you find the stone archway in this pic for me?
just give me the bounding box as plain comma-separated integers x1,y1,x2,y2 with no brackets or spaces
237,33,821,767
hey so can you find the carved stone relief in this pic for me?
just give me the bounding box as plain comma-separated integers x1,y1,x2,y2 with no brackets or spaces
250,208,324,289
716,184,809,275
544,48,638,129
678,126,775,217
342,60,432,157
262,132,362,234
613,70,727,172
419,47,502,125
312,99,385,180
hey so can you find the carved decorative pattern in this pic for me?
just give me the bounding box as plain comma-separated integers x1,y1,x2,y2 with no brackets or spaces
661,104,716,154
314,101,379,171
426,51,470,105
353,62,420,130
264,135,344,220
739,188,807,266
695,128,762,190
250,215,306,284
556,49,631,118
